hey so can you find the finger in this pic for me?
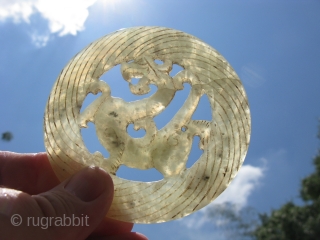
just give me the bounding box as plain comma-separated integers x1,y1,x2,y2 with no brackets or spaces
0,151,139,237
0,166,114,240
87,232,148,240
0,151,60,194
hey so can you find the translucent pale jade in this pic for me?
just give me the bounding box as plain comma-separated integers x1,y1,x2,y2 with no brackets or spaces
44,27,251,223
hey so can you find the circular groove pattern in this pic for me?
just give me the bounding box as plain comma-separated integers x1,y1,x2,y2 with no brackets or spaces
44,26,251,223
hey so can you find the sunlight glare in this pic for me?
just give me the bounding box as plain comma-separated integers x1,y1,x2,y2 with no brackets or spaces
97,0,135,12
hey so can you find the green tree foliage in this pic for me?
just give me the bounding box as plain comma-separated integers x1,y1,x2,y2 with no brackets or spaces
208,203,259,239
1,131,13,141
253,125,320,240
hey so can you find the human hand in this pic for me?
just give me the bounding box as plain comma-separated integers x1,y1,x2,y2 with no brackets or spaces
0,151,148,240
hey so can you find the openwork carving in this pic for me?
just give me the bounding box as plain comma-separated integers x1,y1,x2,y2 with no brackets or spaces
79,57,212,177
44,27,251,223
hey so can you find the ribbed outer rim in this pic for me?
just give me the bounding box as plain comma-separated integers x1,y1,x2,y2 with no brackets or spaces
44,26,251,223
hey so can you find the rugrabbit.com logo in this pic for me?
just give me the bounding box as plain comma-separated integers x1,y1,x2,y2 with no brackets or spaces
10,214,89,229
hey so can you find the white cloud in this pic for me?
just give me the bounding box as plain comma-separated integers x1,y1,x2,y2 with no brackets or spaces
30,31,50,47
211,164,264,208
0,0,98,46
180,163,265,229
36,0,96,36
0,0,36,23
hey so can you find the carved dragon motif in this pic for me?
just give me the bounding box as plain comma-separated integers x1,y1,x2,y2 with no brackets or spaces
79,56,213,177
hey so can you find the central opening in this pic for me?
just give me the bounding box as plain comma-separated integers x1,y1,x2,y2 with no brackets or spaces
79,60,213,182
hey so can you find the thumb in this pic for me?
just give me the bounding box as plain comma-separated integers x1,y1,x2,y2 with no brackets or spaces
0,167,113,240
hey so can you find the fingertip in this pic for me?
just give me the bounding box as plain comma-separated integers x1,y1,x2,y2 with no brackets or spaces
132,232,149,240
87,232,148,240
64,167,113,203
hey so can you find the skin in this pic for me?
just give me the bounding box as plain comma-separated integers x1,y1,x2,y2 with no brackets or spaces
0,151,148,240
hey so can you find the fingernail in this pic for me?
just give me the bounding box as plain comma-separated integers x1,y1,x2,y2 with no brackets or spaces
134,232,149,240
65,167,110,202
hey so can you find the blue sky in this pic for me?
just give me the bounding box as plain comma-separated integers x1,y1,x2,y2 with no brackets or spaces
1,0,320,239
